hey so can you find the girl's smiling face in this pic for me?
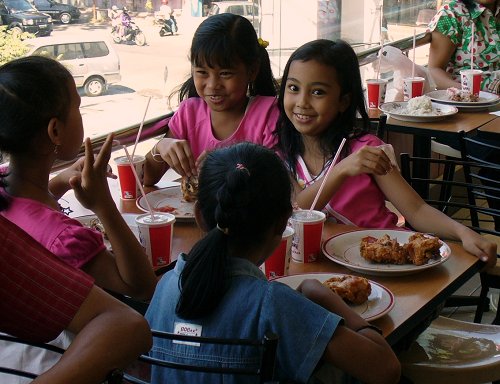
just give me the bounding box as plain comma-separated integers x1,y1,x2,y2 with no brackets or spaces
284,59,349,137
193,60,255,114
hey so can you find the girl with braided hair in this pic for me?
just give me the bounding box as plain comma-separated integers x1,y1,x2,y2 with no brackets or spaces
145,142,400,384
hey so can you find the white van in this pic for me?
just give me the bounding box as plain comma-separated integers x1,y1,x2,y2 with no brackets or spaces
25,35,121,96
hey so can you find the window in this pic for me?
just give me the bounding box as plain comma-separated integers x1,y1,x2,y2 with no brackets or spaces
82,41,109,58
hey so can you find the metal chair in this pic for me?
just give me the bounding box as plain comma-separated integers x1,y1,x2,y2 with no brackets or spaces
400,142,500,324
121,330,279,384
398,316,500,384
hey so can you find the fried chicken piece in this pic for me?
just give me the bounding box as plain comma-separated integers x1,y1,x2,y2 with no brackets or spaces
404,233,441,266
323,275,371,305
181,176,199,202
360,235,408,264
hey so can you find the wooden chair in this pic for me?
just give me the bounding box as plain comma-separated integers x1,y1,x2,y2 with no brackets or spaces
121,330,279,384
398,316,500,384
400,144,500,324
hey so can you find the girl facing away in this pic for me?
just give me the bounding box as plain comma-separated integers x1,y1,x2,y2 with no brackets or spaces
143,13,279,185
274,39,496,269
0,56,157,379
145,142,401,384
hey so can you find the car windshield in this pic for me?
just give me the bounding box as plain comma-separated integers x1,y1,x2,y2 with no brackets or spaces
6,0,36,12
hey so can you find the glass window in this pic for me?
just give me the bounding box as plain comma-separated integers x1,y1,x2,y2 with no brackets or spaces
82,41,109,58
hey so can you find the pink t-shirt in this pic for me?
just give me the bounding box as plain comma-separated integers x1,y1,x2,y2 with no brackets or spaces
169,95,279,159
294,134,399,229
1,193,105,269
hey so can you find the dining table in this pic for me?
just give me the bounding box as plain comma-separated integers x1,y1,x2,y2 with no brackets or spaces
369,108,498,197
62,176,482,353
477,116,500,141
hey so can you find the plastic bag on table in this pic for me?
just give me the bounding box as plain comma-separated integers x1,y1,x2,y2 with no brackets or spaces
373,46,436,102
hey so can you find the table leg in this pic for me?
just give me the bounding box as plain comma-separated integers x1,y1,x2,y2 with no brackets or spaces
411,135,431,199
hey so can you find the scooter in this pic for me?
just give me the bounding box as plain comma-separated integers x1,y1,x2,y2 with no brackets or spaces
112,21,146,46
158,15,177,36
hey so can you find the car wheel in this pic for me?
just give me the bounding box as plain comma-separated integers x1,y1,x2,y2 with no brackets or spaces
60,12,72,24
84,77,105,97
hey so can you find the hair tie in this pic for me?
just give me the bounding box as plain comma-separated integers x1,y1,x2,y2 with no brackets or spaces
258,38,269,48
216,223,229,235
236,163,250,176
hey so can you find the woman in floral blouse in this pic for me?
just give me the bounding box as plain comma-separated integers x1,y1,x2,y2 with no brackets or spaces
428,0,499,94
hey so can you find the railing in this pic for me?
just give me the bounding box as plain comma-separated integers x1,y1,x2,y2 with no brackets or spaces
51,32,432,173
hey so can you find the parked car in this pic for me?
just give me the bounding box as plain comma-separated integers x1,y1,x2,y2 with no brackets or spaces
25,35,121,96
32,0,79,24
0,0,52,36
208,1,260,36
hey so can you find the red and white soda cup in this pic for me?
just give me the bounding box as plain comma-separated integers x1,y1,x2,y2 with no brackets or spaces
135,213,175,268
403,76,425,100
260,226,294,279
290,210,326,263
460,69,482,97
114,155,145,200
366,79,388,109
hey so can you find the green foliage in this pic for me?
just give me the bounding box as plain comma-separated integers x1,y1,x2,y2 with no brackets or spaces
0,26,34,66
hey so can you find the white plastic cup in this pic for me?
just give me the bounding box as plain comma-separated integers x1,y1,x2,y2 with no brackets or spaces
289,210,326,263
260,226,294,279
114,155,145,200
460,69,483,97
403,76,425,101
366,79,388,109
135,212,175,268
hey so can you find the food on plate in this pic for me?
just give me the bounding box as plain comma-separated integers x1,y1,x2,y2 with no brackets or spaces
403,95,433,115
360,234,408,264
446,87,479,102
403,233,441,266
155,204,176,213
360,233,441,266
87,218,107,239
181,176,199,202
322,275,372,305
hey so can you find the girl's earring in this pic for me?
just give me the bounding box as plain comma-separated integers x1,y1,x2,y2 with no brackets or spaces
54,145,59,155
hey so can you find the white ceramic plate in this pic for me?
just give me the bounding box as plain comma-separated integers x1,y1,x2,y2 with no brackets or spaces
273,273,394,321
426,90,500,111
136,186,195,222
75,213,140,249
379,101,458,122
322,229,451,276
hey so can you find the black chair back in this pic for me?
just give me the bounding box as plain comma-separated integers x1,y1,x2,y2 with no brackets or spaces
122,331,279,384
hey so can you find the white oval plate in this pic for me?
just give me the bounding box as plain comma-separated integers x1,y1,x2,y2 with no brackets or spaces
322,229,451,276
273,273,394,321
379,101,458,122
426,90,500,110
75,213,140,249
137,186,195,222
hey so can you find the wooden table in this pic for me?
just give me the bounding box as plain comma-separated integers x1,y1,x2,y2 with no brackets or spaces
64,179,480,351
477,116,500,141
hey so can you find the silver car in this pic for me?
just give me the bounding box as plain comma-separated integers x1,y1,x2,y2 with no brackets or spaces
208,1,261,37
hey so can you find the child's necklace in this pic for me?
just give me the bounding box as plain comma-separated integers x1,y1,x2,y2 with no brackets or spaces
8,174,63,212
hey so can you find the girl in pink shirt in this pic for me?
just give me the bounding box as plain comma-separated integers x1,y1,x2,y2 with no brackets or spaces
275,39,496,268
144,13,279,185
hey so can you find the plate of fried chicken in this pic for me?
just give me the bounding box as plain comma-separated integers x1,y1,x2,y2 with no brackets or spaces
273,273,394,321
322,229,451,276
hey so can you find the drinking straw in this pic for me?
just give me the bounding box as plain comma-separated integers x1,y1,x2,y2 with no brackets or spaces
131,95,152,160
309,138,347,211
123,145,155,221
411,28,416,78
470,22,475,69
376,8,384,80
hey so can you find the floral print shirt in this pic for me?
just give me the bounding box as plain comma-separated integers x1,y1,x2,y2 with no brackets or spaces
428,0,500,91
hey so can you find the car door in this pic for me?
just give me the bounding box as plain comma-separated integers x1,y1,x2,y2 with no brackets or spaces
55,43,88,86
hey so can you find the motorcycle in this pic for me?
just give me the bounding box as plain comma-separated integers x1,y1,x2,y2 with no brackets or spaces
158,15,178,36
112,21,146,46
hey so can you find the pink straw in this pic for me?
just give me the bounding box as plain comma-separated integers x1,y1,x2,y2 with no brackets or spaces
122,145,155,221
309,138,347,211
470,23,475,69
131,96,152,160
411,29,416,78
